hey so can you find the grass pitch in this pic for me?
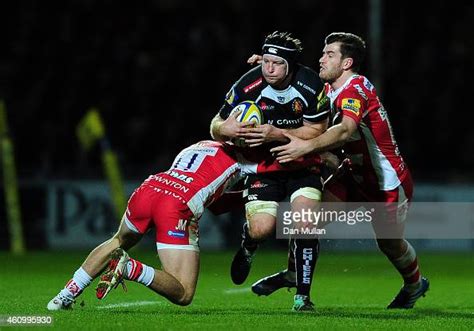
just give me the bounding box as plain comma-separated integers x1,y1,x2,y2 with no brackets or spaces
0,250,473,330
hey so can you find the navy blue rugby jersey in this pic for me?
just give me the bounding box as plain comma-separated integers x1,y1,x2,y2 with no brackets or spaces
219,64,329,129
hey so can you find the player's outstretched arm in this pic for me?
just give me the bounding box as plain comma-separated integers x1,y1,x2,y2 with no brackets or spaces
287,119,327,140
240,120,327,148
270,116,357,163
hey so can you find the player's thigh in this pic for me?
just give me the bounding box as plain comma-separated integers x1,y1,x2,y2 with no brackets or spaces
244,174,285,205
246,206,277,239
152,195,200,296
371,185,410,240
152,193,200,253
114,216,143,249
245,174,284,239
287,170,323,208
158,249,200,296
113,186,158,248
286,171,323,228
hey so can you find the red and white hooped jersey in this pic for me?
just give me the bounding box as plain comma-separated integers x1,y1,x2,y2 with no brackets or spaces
143,141,243,219
142,140,322,220
325,75,408,191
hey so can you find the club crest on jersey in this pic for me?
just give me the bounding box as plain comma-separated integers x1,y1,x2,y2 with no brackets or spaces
341,98,361,116
292,98,303,114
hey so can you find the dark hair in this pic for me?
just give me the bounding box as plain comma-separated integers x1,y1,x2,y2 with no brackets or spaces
263,31,303,53
262,31,303,75
325,32,366,72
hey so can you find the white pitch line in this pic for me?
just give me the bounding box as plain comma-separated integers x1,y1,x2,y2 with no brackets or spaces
223,287,251,294
97,300,162,309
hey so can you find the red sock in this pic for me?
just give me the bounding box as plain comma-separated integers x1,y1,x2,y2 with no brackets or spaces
125,258,155,286
125,258,144,281
389,241,421,289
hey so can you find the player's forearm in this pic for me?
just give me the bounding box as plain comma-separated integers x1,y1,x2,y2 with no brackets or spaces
285,125,324,140
210,115,228,141
309,124,351,152
267,126,318,143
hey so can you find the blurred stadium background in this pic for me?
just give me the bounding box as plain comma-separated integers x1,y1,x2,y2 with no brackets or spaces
0,2,473,329
0,1,473,253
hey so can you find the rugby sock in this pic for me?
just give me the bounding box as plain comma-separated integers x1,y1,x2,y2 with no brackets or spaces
388,240,421,292
125,258,155,286
241,222,259,254
294,238,320,297
285,239,296,281
61,267,93,298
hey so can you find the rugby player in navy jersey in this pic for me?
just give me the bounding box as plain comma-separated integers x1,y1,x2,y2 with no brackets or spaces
211,31,330,311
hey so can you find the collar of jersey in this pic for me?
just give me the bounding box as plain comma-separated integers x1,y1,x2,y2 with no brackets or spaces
327,74,359,101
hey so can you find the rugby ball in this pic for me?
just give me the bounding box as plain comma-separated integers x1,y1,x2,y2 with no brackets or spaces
230,101,263,126
229,101,263,147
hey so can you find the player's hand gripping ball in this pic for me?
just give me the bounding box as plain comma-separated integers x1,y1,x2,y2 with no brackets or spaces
230,100,264,147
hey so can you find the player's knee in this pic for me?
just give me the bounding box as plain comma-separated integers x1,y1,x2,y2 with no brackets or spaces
175,290,195,306
175,296,193,306
248,217,275,240
245,200,278,240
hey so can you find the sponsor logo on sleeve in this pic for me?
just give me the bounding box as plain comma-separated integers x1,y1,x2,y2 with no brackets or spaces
341,98,361,116
363,78,374,91
354,84,368,100
296,81,316,94
244,77,263,93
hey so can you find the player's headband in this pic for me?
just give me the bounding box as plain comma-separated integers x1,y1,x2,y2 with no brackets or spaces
262,44,298,75
262,44,298,64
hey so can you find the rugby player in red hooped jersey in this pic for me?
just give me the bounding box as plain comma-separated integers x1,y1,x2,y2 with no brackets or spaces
253,32,429,309
47,140,325,310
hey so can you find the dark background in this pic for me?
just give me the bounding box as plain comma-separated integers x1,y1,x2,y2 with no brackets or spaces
1,0,473,182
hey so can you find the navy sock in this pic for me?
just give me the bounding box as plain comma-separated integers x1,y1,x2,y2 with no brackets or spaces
294,238,320,297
